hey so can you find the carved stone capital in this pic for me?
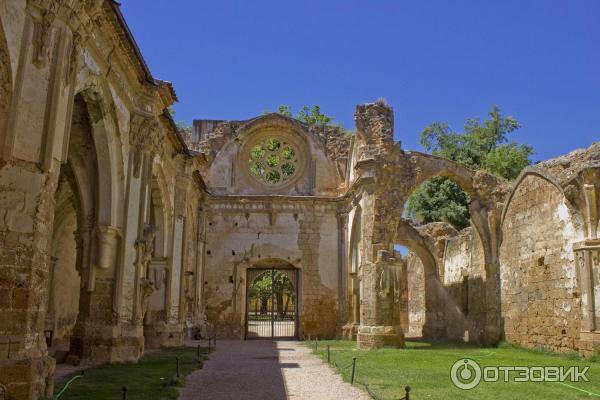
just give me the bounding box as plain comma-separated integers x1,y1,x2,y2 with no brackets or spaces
30,8,56,67
130,110,161,154
96,225,120,269
581,167,600,239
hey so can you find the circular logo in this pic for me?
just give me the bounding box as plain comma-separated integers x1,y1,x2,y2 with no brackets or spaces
450,358,482,390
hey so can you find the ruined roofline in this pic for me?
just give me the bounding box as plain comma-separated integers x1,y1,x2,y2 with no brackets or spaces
108,1,178,102
533,140,600,186
192,113,311,139
161,109,194,157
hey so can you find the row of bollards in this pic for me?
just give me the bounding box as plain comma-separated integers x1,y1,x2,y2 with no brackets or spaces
318,342,411,400
121,339,220,400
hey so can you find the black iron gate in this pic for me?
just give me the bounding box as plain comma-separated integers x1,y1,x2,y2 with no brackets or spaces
245,268,298,339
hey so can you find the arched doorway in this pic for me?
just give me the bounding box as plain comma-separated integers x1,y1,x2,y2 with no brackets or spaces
245,261,298,339
46,94,99,364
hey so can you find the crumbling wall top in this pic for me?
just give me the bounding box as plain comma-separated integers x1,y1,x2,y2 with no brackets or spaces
535,141,600,187
354,100,395,160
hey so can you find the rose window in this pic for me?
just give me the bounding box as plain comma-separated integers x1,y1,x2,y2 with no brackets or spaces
249,138,298,185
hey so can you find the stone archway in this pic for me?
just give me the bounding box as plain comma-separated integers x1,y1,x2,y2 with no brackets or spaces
49,92,125,365
394,220,445,338
46,94,100,365
379,151,506,344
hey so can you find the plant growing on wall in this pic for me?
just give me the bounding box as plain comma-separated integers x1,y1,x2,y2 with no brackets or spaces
274,104,335,127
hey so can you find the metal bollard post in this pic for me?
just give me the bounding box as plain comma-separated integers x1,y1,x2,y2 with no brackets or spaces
208,336,212,352
327,345,330,363
176,356,180,378
405,385,411,400
350,357,356,384
122,386,128,400
197,344,200,358
214,333,217,349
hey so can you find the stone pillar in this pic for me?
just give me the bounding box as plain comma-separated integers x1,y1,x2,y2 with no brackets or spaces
398,258,409,336
192,203,208,338
342,273,360,340
153,159,188,348
572,167,600,357
469,199,503,345
576,242,600,356
96,225,120,270
357,251,405,349
337,211,349,334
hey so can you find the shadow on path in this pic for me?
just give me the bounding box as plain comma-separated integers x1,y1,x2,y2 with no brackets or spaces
180,340,288,399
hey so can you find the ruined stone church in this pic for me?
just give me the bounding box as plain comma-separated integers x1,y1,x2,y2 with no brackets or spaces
0,1,598,399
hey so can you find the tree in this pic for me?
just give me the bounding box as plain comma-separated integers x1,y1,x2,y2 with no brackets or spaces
271,271,295,318
248,270,295,317
407,106,533,230
249,272,272,315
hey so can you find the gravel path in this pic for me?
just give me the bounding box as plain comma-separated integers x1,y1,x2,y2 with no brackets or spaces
180,340,371,400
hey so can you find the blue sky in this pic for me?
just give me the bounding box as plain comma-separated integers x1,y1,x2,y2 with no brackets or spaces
121,0,599,161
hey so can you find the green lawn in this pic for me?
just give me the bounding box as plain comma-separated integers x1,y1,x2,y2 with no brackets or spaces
53,346,208,400
308,340,600,400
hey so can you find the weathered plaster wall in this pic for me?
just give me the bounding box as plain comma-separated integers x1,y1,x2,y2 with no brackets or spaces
500,174,583,353
203,200,341,339
200,116,345,197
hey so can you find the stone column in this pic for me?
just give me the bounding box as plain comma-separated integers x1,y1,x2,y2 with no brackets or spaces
152,157,188,348
357,251,405,349
336,211,349,334
576,242,600,356
573,167,600,357
469,199,503,345
72,223,122,361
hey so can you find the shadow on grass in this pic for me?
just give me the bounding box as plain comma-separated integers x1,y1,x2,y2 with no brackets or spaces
52,346,210,400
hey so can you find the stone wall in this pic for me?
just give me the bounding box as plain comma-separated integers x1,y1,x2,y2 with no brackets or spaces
202,199,341,339
499,174,583,353
441,227,486,342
